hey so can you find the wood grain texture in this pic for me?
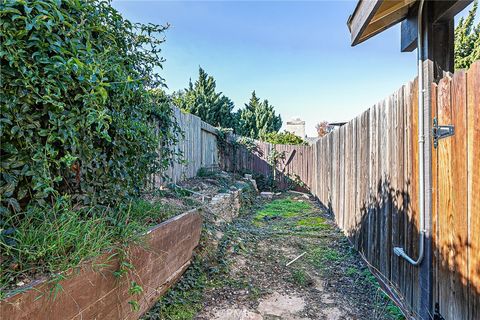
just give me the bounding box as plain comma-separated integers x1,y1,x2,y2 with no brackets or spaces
467,61,480,320
0,210,203,320
437,75,453,318
218,63,480,319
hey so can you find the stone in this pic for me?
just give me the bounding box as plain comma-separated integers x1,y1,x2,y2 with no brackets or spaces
257,292,305,317
211,308,263,320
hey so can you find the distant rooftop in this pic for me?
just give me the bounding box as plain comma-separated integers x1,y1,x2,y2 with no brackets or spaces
286,118,305,125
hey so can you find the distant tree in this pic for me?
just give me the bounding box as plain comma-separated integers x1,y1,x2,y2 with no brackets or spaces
237,91,282,139
316,121,332,137
455,0,480,69
262,131,307,145
173,67,236,128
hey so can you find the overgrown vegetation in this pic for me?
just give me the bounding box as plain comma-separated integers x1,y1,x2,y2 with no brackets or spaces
455,0,480,69
0,0,183,296
0,196,181,297
0,0,180,212
262,131,307,145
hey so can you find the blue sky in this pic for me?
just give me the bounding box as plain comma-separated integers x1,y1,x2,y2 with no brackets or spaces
113,1,474,136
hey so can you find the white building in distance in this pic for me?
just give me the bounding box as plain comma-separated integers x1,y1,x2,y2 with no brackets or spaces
285,118,306,138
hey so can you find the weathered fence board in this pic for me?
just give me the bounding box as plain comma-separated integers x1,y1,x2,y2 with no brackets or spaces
156,108,220,185
224,61,479,319
466,61,480,320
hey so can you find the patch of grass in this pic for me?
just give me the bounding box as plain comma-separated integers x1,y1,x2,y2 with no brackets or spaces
0,196,179,295
385,302,405,320
296,217,329,230
346,266,358,277
248,285,261,301
290,268,311,287
143,259,207,320
254,198,311,222
357,267,405,320
307,246,344,270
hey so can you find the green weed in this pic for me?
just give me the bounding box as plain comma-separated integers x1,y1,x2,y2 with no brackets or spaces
296,217,329,230
254,198,311,221
308,246,344,270
0,196,178,294
346,267,358,277
290,269,311,287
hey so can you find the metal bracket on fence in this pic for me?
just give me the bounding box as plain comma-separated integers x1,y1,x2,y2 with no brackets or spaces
432,117,454,149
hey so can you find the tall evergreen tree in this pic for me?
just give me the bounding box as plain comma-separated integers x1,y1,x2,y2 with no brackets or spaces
237,91,282,139
173,67,236,128
455,0,480,69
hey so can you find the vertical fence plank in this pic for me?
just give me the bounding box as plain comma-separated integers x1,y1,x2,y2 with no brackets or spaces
391,91,399,287
451,70,469,319
437,75,453,318
368,105,376,264
467,61,480,320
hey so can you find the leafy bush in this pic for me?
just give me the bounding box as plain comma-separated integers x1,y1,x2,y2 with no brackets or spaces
0,0,180,214
262,131,306,145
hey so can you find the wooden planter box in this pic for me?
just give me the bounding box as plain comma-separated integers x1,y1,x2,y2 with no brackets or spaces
0,209,203,320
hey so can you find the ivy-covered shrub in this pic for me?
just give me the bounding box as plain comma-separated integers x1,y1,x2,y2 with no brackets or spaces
0,0,179,214
262,131,307,145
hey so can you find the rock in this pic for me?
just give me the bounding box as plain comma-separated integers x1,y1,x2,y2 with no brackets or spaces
260,192,274,198
248,179,258,192
209,190,242,224
257,292,305,317
211,308,262,320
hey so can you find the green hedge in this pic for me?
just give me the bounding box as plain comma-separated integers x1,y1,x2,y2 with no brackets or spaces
0,0,180,214
262,131,307,145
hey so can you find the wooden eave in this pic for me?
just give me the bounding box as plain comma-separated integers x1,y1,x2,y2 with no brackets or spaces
348,0,417,46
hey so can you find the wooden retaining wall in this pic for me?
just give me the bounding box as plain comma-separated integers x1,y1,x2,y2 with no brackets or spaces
227,61,479,319
0,209,203,320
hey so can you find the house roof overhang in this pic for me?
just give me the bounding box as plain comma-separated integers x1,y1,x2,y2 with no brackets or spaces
347,0,417,46
347,0,473,47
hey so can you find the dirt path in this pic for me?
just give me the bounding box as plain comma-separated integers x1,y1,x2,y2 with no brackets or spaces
144,192,403,320
196,193,402,320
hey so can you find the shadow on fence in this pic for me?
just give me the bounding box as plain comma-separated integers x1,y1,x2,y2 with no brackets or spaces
220,142,310,192
318,177,477,319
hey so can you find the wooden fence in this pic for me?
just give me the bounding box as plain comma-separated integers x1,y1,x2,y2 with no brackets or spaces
432,63,479,320
157,63,479,319
220,139,315,190
226,61,479,319
153,107,219,186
